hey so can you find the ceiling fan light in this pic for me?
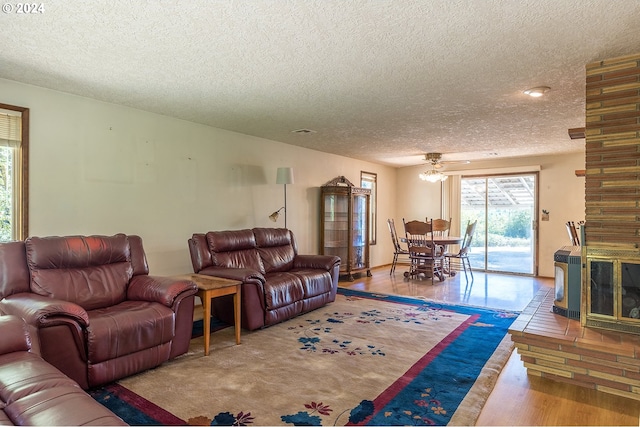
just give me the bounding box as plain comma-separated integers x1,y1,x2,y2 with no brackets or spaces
524,86,550,97
419,169,447,183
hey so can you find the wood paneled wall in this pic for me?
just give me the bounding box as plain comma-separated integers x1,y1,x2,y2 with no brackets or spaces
585,53,640,247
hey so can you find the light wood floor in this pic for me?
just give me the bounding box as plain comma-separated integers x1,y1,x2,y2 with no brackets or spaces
339,265,640,426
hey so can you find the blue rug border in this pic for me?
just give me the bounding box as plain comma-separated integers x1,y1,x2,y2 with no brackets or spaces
337,287,521,317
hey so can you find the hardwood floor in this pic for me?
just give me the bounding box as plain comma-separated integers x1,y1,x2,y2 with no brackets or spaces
339,265,640,426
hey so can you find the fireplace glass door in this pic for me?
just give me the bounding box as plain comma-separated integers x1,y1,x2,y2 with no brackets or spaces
588,259,614,317
585,256,640,333
621,262,640,320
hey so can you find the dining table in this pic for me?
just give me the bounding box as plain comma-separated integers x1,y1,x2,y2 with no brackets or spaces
431,235,463,247
401,235,463,278
401,235,463,247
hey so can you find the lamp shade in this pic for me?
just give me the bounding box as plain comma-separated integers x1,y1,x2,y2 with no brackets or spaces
269,207,284,222
276,167,294,185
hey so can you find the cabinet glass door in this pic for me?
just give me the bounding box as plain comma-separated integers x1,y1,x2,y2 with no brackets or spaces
352,194,367,270
323,194,349,267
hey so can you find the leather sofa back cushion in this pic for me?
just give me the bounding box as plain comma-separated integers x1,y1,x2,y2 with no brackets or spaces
254,228,295,273
127,235,150,276
0,241,30,300
207,230,265,273
25,235,133,311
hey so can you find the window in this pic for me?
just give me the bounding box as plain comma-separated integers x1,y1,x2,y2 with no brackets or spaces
0,103,29,241
360,171,377,245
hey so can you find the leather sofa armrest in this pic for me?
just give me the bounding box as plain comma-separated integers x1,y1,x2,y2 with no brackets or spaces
294,254,341,271
127,275,198,307
0,314,31,354
198,266,265,284
0,293,89,328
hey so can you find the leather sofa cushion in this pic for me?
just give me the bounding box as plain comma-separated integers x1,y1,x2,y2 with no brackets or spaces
5,385,128,426
207,230,265,273
26,235,133,311
291,269,334,298
263,272,304,310
0,241,30,300
254,228,295,273
31,263,133,311
207,229,256,252
0,315,30,355
26,235,130,269
87,301,174,363
258,245,295,273
0,351,126,425
0,351,79,405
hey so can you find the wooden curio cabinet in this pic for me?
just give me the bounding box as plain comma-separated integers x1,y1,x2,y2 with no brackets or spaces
321,176,371,280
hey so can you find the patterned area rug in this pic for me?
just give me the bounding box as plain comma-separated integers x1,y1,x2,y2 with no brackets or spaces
90,289,518,426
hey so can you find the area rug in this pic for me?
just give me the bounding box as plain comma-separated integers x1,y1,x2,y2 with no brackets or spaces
90,288,518,426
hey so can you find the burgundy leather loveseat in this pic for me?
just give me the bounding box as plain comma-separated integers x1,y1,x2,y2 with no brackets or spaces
188,228,340,330
0,314,127,426
0,234,198,390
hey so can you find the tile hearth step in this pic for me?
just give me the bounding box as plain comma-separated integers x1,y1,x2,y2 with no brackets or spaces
509,287,640,401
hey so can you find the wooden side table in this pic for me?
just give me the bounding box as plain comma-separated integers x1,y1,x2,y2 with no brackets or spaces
174,274,242,356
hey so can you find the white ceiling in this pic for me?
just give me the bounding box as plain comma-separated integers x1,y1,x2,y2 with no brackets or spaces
2,1,640,167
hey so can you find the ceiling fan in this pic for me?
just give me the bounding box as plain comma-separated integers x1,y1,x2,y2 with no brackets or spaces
419,153,470,182
423,152,470,169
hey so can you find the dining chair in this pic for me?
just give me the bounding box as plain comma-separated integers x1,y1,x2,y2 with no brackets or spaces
402,219,445,284
387,218,410,275
431,218,452,237
445,220,477,280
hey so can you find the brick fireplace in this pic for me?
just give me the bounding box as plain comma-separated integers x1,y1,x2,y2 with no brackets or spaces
510,52,640,401
583,53,640,334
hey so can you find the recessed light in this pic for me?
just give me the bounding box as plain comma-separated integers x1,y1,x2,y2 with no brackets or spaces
524,86,550,97
291,129,317,134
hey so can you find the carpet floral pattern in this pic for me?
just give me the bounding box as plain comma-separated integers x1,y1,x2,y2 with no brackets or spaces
90,288,518,426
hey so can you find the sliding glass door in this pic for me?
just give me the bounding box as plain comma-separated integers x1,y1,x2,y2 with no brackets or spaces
460,173,537,275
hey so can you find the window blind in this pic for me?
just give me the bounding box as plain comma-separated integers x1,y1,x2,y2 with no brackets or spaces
0,112,21,146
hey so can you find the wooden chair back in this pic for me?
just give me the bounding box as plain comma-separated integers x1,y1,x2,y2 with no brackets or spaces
431,218,451,237
459,220,478,255
403,219,442,256
387,218,405,252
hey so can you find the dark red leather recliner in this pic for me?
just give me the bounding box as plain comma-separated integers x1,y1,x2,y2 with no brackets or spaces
0,234,198,389
188,228,340,331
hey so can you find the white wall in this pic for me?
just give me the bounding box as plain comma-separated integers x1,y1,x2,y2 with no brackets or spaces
396,154,586,277
0,78,396,275
1,77,585,278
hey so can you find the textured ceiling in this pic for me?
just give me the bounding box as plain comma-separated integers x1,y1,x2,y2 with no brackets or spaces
2,1,640,167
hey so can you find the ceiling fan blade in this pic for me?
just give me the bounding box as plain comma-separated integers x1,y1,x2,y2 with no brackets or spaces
440,160,471,165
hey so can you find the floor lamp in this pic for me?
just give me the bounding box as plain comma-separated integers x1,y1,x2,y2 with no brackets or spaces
271,167,294,228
